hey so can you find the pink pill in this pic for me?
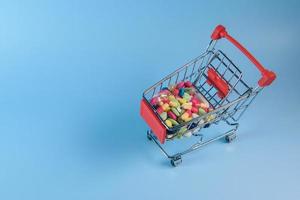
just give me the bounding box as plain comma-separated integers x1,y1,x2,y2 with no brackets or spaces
173,88,179,96
191,98,200,105
159,89,170,95
176,81,185,88
156,106,164,114
200,102,208,109
150,97,159,105
162,98,170,104
191,106,198,113
167,111,177,120
186,110,192,117
185,81,192,87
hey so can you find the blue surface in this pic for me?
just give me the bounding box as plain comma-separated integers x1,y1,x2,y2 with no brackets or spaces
0,0,300,199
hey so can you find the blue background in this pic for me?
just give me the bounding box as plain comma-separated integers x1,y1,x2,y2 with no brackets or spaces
0,0,299,199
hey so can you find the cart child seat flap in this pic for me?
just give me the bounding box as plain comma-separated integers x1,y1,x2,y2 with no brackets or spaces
140,99,166,143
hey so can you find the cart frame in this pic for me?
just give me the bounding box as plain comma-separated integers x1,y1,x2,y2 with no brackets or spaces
140,25,276,167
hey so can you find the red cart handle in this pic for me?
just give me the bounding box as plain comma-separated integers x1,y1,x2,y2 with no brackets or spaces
211,25,276,87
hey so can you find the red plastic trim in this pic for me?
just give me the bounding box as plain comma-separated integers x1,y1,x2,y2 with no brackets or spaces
140,99,166,144
211,25,276,87
206,67,229,99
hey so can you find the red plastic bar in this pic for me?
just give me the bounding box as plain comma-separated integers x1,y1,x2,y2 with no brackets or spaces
140,99,166,144
206,67,229,99
211,25,276,87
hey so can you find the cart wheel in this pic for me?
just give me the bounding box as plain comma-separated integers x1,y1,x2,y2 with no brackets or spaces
225,133,236,143
170,156,182,167
147,131,152,141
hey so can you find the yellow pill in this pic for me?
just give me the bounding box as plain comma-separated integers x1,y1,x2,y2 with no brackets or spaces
178,98,187,105
169,101,179,107
162,103,170,111
184,117,192,122
176,107,182,114
169,118,178,125
168,95,176,101
165,119,173,128
181,112,189,120
182,102,192,110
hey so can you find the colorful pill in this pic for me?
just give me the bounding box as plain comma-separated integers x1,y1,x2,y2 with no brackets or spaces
179,127,187,134
191,97,200,105
176,106,182,114
198,107,206,115
178,97,187,105
159,89,170,95
162,98,170,104
168,95,176,101
171,107,180,117
159,112,167,120
177,81,185,88
181,112,190,120
182,102,192,110
186,110,192,117
200,102,208,109
182,93,191,101
169,118,179,126
162,103,170,111
173,88,179,96
183,117,192,122
189,90,195,96
184,87,193,94
184,81,193,87
165,119,173,128
179,88,185,97
156,106,164,114
177,117,185,124
169,100,179,107
150,97,159,105
191,106,198,113
177,127,188,138
167,111,177,120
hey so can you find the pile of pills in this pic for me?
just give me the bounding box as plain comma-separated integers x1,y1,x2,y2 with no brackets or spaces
150,81,214,134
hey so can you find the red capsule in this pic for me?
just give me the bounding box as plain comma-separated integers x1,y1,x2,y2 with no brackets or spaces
184,81,193,87
173,88,179,96
186,110,192,117
191,106,198,113
176,81,185,88
162,98,170,104
191,97,200,105
159,89,170,95
150,97,158,105
167,111,177,120
156,106,164,114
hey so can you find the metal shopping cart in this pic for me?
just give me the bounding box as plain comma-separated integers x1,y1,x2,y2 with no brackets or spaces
140,25,276,167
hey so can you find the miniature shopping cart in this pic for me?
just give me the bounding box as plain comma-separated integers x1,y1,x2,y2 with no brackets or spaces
140,25,276,167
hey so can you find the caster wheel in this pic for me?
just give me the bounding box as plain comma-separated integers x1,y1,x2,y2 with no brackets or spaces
225,133,236,143
147,131,152,141
170,156,182,167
